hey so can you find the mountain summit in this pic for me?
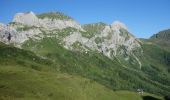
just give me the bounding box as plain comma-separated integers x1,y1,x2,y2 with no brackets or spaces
13,11,40,26
111,21,128,30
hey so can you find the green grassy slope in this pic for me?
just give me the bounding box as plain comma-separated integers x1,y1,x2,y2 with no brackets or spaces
140,43,170,94
36,12,73,20
22,37,170,96
141,29,170,85
82,22,107,38
0,66,162,100
0,42,53,71
0,42,163,100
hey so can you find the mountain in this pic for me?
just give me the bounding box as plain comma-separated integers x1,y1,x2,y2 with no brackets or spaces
150,29,170,50
150,29,170,42
0,11,170,99
0,12,142,69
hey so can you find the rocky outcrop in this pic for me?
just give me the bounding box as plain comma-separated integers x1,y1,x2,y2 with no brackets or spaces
0,11,84,46
111,21,128,30
39,18,83,30
64,21,141,58
0,11,142,68
2,12,141,53
12,11,83,31
12,11,40,27
0,23,42,47
0,23,18,44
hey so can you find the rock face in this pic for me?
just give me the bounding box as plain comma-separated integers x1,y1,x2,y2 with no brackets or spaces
39,18,83,30
12,12,83,30
13,11,40,26
0,11,142,68
111,21,128,30
0,23,18,44
0,23,42,47
0,12,84,46
62,21,142,69
64,22,140,56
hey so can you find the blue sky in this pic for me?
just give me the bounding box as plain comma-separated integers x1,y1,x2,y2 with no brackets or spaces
0,0,170,38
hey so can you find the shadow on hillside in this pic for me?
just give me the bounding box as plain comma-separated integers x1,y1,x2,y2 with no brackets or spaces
164,96,170,100
142,96,161,100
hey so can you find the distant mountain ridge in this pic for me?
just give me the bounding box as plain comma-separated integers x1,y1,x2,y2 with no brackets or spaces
149,29,170,50
150,29,170,41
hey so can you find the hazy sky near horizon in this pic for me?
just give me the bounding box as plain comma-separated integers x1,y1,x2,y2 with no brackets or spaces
0,0,170,38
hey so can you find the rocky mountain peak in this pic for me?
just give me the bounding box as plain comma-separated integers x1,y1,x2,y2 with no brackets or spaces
111,21,128,30
0,12,142,69
12,11,39,26
11,11,83,31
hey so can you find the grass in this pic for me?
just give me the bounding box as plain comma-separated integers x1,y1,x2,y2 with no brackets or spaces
21,37,170,96
0,41,167,100
16,25,38,31
36,12,73,20
0,65,163,100
82,22,107,38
